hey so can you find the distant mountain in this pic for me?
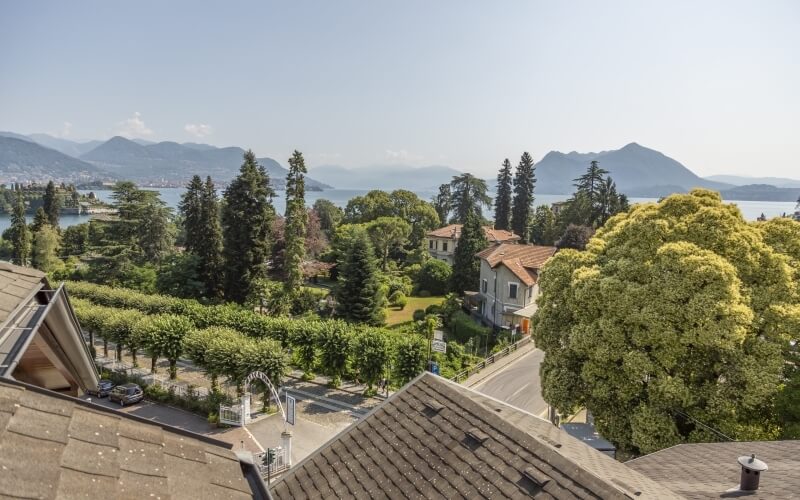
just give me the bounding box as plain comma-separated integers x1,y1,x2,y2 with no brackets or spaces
706,174,800,189
719,184,800,202
27,134,104,157
535,143,731,196
80,136,331,189
0,136,101,182
0,131,35,143
309,164,462,191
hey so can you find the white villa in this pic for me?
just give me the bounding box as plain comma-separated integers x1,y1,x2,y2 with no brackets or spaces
426,224,520,265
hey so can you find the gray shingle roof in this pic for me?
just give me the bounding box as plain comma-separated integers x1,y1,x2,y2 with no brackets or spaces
271,373,676,499
0,261,45,326
0,378,268,499
626,440,800,499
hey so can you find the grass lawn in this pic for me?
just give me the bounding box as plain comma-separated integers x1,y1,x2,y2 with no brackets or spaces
384,295,445,326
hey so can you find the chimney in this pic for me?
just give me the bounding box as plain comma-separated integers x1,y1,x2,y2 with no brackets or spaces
738,454,768,491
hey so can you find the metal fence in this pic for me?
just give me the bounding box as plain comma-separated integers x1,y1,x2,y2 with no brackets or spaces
451,336,532,383
94,353,210,399
254,448,289,478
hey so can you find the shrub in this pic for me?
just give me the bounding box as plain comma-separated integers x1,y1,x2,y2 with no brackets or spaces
414,259,452,296
448,310,490,344
389,290,407,309
425,304,442,316
412,309,426,322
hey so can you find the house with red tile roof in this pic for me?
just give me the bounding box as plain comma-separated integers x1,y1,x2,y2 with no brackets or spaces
426,224,520,265
473,243,557,334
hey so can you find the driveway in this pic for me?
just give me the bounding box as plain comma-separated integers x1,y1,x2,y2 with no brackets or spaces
472,347,548,417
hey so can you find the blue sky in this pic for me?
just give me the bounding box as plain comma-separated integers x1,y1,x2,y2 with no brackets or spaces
1,1,798,177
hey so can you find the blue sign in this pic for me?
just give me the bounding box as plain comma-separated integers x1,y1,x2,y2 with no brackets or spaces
428,361,440,375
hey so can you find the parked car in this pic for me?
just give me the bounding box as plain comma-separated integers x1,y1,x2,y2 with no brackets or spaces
87,379,115,398
109,383,144,406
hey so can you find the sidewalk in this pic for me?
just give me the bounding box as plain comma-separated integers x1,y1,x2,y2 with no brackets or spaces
462,340,540,388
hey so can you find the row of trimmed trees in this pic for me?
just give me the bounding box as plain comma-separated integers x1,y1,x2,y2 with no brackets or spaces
69,281,429,391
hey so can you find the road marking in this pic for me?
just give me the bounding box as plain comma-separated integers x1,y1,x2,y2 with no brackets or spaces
472,348,542,390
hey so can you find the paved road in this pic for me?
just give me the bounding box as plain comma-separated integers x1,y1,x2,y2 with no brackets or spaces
472,348,548,417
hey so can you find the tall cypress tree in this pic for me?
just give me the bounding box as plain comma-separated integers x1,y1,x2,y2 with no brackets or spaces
494,159,513,230
450,209,488,294
335,227,383,325
511,152,536,242
283,150,308,292
198,177,224,299
10,190,31,266
222,150,275,303
179,175,204,254
433,183,452,225
43,180,60,228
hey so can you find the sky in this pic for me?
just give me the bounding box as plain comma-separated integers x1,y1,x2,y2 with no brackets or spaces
1,1,798,178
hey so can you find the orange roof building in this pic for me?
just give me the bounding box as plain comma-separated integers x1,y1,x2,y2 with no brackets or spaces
426,224,520,265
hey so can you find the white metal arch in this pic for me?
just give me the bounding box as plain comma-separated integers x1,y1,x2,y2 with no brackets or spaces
243,371,286,422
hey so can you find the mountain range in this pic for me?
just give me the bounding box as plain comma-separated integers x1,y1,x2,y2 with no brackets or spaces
534,142,732,197
1,131,798,202
0,132,330,190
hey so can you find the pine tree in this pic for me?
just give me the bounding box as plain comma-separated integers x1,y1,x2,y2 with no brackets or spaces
511,152,536,242
179,175,204,254
450,174,491,224
31,225,61,272
198,177,224,299
222,150,275,303
283,150,308,292
573,160,609,225
335,227,383,325
31,207,49,233
43,180,60,228
450,209,488,294
10,190,30,266
494,159,513,230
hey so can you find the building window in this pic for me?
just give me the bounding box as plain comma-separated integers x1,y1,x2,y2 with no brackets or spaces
481,279,487,293
509,283,518,300
528,286,533,298
429,240,433,249
443,242,448,252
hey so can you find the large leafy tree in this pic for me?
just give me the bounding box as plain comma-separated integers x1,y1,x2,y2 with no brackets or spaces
222,151,275,303
109,181,175,261
530,205,558,246
511,152,536,242
449,209,488,294
352,328,391,392
317,320,351,388
395,335,427,385
43,180,60,228
10,190,30,266
283,150,309,292
313,198,343,240
533,190,799,456
450,174,491,224
31,225,62,272
365,216,411,270
432,183,452,225
494,159,513,230
335,226,384,325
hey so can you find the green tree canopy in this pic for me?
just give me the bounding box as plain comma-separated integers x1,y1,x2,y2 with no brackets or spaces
511,152,536,242
450,173,491,224
335,226,384,326
494,159,513,231
10,190,30,266
312,198,343,240
283,150,309,292
533,190,799,456
43,180,60,228
222,151,275,303
449,209,488,294
31,225,62,272
530,205,558,246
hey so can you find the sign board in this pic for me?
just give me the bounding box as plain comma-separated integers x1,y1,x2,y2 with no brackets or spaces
428,361,440,375
431,339,447,354
286,394,296,426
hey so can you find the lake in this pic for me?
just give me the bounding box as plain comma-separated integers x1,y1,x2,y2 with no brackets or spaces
0,188,795,234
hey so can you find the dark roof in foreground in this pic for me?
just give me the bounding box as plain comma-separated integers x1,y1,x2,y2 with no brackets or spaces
626,440,800,499
0,378,269,500
271,372,675,499
0,261,46,325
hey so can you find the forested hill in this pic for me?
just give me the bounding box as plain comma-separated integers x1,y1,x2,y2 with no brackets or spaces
0,136,101,182
80,136,331,189
535,142,731,196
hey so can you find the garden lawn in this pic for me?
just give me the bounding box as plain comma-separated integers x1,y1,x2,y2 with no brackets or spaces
384,296,445,326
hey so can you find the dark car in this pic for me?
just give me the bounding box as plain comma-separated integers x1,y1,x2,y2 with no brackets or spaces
87,379,115,398
109,383,144,406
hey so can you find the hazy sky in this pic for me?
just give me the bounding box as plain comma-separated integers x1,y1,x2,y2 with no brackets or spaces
1,1,798,177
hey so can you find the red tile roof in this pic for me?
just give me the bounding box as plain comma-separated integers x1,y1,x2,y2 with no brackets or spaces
477,243,557,270
426,224,520,243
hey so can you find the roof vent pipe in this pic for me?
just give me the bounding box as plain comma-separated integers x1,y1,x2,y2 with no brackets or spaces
738,454,768,491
